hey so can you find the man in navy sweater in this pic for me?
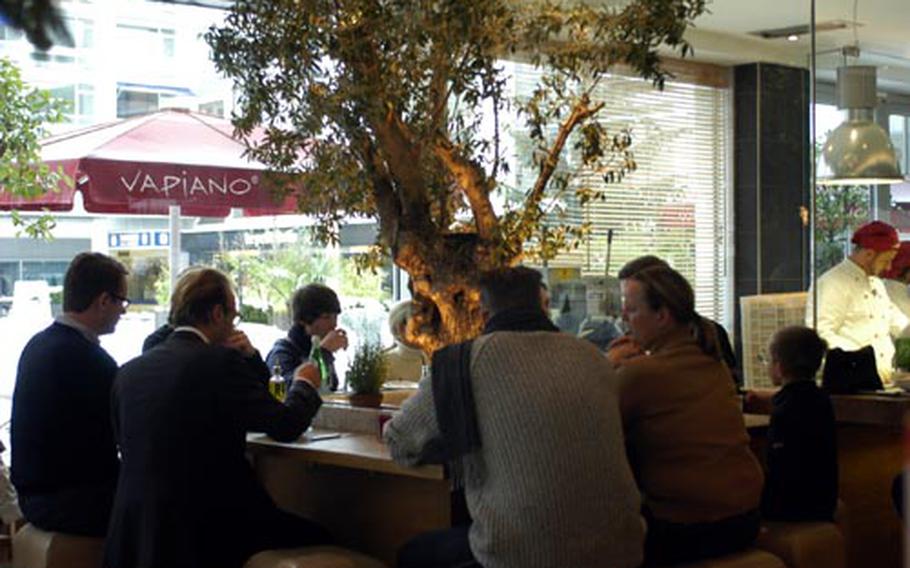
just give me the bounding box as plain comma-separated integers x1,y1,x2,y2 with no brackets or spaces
11,252,129,536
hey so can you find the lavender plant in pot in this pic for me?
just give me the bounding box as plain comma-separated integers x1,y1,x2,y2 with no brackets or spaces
346,342,388,407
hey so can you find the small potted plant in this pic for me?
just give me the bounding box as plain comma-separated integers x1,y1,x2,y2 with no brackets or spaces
346,341,388,407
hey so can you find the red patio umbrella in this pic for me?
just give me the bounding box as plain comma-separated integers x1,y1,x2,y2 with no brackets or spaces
0,108,299,217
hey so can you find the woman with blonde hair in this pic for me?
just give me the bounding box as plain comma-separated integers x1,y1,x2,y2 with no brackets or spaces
614,265,763,566
384,300,428,382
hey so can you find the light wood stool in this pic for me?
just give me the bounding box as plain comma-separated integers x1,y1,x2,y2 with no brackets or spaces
754,521,846,568
12,523,103,568
244,546,387,568
676,548,786,568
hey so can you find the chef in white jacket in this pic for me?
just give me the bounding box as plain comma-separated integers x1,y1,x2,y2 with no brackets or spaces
806,221,909,385
883,242,910,320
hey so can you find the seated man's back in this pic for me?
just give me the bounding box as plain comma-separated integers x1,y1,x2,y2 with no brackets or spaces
106,331,324,568
104,268,330,568
389,332,644,568
11,323,120,535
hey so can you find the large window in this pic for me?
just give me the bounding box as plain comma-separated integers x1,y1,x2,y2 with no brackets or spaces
115,24,175,61
813,103,872,274
891,114,907,172
887,111,910,237
0,25,23,42
116,87,177,118
49,83,95,124
506,62,731,324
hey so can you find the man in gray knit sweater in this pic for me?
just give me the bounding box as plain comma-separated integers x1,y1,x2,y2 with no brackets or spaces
385,267,644,568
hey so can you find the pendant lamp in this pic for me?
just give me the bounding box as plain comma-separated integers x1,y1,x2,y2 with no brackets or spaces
817,65,903,185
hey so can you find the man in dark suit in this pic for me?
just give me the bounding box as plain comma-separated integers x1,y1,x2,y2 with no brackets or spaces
12,252,128,536
103,268,331,568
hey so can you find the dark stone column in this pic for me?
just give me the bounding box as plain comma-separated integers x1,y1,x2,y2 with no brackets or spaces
733,63,811,364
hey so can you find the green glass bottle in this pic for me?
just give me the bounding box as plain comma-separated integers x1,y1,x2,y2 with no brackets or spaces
309,336,331,393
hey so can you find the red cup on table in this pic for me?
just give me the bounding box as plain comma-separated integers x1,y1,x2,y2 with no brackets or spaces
378,413,393,438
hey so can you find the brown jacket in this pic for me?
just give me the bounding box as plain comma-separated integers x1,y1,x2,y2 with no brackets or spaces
617,328,763,523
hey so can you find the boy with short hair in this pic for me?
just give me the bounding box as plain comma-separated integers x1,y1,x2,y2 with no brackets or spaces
762,325,838,521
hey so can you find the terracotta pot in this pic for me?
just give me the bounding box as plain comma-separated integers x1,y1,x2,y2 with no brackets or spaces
347,392,383,407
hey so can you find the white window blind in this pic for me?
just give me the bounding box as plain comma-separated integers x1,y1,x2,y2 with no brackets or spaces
504,62,730,324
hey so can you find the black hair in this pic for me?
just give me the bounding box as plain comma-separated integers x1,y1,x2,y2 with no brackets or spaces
479,266,545,315
291,283,341,324
63,252,128,312
769,326,828,379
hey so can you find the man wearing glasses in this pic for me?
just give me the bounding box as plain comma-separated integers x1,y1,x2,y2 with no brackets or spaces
104,268,331,568
11,252,129,537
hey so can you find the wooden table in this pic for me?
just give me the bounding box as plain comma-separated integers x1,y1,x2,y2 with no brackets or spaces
746,393,910,568
249,414,774,565
744,413,770,430
247,432,449,566
829,395,908,568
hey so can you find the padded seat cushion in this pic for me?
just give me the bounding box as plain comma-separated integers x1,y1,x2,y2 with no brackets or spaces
12,523,103,568
244,546,387,568
677,548,787,568
754,521,845,568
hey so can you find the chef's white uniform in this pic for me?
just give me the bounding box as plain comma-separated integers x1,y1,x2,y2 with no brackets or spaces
806,258,909,384
884,278,910,321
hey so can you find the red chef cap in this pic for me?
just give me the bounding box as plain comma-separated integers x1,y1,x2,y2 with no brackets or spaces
883,241,910,279
851,221,899,252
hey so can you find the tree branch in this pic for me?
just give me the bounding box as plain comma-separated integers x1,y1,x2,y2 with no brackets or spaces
359,139,401,252
369,108,431,222
427,47,455,135
522,96,604,221
432,137,498,240
332,24,432,232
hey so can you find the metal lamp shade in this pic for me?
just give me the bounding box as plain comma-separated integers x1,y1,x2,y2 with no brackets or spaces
817,65,904,186
818,115,903,185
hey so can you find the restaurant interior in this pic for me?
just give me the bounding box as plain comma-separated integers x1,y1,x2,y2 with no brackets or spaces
3,0,910,567
249,1,910,566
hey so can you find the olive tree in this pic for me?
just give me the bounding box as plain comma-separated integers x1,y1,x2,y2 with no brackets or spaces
0,57,68,238
207,0,705,351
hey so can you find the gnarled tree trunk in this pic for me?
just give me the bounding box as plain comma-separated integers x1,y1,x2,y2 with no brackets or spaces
395,231,517,354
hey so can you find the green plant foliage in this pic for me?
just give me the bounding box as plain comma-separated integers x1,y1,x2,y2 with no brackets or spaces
815,184,870,274
0,57,69,239
346,341,388,395
339,251,388,299
214,230,387,323
153,263,171,308
813,138,871,275
240,303,271,324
